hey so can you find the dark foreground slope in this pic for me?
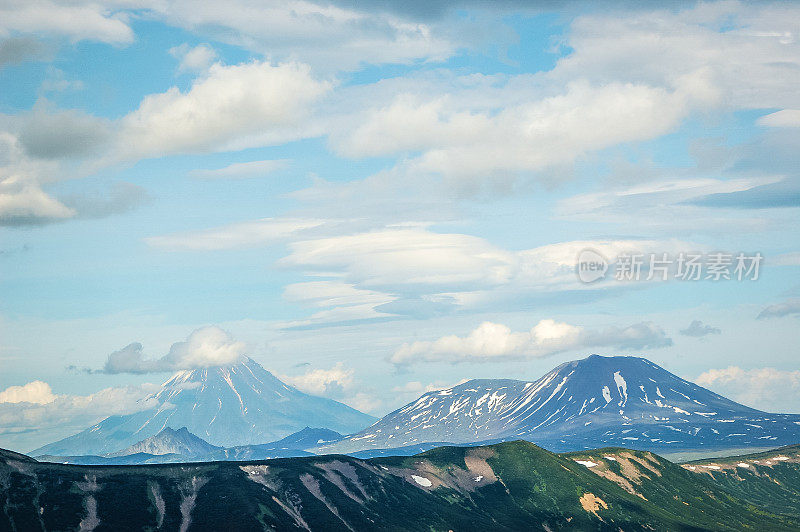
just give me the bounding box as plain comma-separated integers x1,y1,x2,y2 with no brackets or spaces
2,442,798,531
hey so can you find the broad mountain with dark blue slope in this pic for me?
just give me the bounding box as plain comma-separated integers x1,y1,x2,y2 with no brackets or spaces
107,426,220,459
319,355,800,455
32,357,375,456
38,426,335,464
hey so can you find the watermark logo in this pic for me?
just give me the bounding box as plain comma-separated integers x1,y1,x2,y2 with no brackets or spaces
576,248,609,283
576,249,763,284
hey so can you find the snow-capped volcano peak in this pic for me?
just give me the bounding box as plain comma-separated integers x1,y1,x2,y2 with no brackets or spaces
320,355,800,455
33,357,375,456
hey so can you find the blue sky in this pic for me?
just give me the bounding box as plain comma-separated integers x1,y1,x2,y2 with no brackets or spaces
0,0,799,451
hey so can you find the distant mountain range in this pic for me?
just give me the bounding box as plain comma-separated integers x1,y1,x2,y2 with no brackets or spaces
107,426,220,459
30,354,800,461
318,355,800,455
32,357,375,456
5,440,800,530
37,426,342,465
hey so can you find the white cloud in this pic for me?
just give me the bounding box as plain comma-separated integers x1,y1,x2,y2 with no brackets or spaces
390,318,672,365
343,392,382,415
556,3,800,111
0,0,476,71
758,110,800,128
188,159,289,179
170,43,218,73
331,79,701,185
101,326,246,374
279,302,398,330
695,366,800,413
0,381,55,404
149,0,461,71
680,320,721,338
0,382,159,452
0,37,46,67
16,106,110,159
279,362,382,413
757,298,800,319
0,174,75,226
277,226,697,324
281,227,517,288
281,362,354,396
0,0,136,44
773,252,800,266
145,217,327,251
283,281,394,309
392,379,469,396
113,60,330,162
145,213,698,325
555,176,781,234
324,1,800,190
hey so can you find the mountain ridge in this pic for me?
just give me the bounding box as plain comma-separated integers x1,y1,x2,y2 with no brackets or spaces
32,357,375,456
37,426,339,465
5,440,800,530
318,354,800,455
107,426,221,458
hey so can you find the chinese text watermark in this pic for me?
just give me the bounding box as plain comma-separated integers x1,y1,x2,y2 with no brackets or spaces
576,250,763,284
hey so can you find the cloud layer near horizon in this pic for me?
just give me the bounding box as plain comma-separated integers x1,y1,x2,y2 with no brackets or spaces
390,319,673,365
0,381,159,452
696,366,800,413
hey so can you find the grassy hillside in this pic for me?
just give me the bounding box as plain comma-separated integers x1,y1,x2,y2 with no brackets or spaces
2,442,799,531
683,444,800,521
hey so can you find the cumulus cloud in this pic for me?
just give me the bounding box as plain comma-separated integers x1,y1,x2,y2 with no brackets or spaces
695,366,800,413
60,182,150,220
757,298,800,319
680,320,721,338
113,61,330,162
390,319,672,365
101,326,246,374
555,3,800,111
281,362,354,396
0,59,325,227
338,80,701,185
0,380,55,404
279,362,382,413
0,108,147,226
0,175,75,226
17,107,110,159
188,159,289,180
0,0,135,44
0,37,46,67
0,382,159,452
321,1,800,192
0,174,149,227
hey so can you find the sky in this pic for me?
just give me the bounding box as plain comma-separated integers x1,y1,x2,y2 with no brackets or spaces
0,0,799,452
